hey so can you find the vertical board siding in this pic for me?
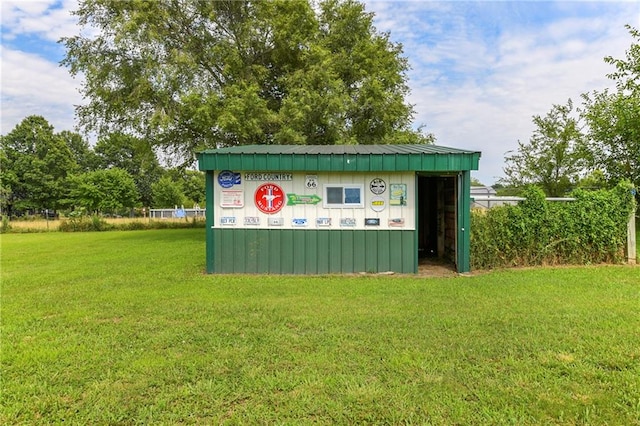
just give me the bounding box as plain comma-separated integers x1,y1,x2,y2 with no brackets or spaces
341,230,355,273
317,231,330,274
211,229,415,274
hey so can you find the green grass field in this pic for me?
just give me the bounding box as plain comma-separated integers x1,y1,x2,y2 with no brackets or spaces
2,230,639,424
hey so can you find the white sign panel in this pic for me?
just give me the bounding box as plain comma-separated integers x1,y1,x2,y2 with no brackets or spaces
220,190,244,208
245,173,293,181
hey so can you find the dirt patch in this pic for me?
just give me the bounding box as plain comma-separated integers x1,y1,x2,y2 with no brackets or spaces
418,258,459,277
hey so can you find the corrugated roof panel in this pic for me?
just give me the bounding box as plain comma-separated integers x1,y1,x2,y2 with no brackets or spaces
197,144,481,172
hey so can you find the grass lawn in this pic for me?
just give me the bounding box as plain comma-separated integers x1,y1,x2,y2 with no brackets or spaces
2,230,639,424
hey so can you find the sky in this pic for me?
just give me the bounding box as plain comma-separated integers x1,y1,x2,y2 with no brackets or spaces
1,1,639,184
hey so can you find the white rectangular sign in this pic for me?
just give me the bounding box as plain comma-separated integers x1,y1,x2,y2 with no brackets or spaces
220,190,244,208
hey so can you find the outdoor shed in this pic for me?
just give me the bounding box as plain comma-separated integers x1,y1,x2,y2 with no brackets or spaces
197,144,481,274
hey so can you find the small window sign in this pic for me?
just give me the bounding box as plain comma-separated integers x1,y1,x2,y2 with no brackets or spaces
244,216,260,226
340,218,356,227
220,216,237,226
316,217,332,227
365,218,380,226
292,218,308,227
389,218,405,227
268,217,284,226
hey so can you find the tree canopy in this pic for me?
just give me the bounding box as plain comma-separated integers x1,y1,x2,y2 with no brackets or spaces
0,116,77,213
581,25,640,196
62,0,431,165
503,100,584,196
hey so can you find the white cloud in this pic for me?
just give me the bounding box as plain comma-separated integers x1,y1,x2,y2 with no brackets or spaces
1,0,78,42
1,0,83,134
365,1,637,184
0,46,83,134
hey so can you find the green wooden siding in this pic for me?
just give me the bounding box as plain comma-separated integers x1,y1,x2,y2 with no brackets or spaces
210,229,416,274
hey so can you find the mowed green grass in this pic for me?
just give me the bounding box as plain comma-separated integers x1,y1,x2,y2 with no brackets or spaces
2,230,639,424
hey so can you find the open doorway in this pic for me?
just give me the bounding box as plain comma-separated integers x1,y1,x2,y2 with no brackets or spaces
417,175,457,270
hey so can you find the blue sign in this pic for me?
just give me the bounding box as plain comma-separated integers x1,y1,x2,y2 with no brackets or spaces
292,218,308,227
218,170,241,188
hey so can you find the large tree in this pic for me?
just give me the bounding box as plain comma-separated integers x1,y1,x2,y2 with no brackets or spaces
62,0,430,165
581,90,639,193
502,100,584,197
581,25,640,196
94,133,163,207
0,116,78,214
68,168,139,214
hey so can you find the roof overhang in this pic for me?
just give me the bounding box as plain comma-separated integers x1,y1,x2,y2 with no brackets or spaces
197,144,481,172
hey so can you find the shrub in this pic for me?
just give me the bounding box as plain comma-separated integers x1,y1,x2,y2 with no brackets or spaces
59,213,113,232
471,181,636,269
0,215,11,233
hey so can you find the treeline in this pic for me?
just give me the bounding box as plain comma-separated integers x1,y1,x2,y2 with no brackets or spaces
0,116,204,218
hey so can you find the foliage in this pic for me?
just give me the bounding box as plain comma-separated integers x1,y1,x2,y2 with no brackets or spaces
67,168,139,214
62,0,431,165
93,132,163,207
2,230,639,424
579,25,640,202
471,181,636,269
151,176,186,208
55,215,204,232
470,177,484,187
581,90,640,197
59,210,112,232
605,24,640,93
576,169,608,191
503,100,584,196
59,130,99,172
1,215,11,233
171,169,206,206
0,116,78,214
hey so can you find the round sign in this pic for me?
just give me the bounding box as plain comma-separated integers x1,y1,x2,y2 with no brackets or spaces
370,178,386,195
254,183,284,214
370,196,386,212
218,170,239,188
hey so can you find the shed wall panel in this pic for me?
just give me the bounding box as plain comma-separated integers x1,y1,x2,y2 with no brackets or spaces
210,229,416,274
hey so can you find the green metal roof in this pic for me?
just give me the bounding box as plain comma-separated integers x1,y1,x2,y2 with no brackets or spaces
197,144,481,172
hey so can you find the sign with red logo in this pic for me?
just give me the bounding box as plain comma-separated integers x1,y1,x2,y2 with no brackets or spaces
254,183,284,214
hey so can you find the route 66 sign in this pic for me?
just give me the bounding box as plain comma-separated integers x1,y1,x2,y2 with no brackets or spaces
370,178,386,195
305,175,318,189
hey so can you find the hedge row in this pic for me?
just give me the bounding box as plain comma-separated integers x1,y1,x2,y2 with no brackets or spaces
55,216,206,232
471,181,636,269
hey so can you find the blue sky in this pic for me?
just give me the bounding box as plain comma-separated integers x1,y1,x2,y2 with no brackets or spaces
1,0,638,184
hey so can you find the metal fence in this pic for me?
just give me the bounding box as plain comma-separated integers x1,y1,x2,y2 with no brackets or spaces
149,208,206,219
471,196,575,209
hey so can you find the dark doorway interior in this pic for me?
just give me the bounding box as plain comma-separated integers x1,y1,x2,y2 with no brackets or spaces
417,175,457,267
